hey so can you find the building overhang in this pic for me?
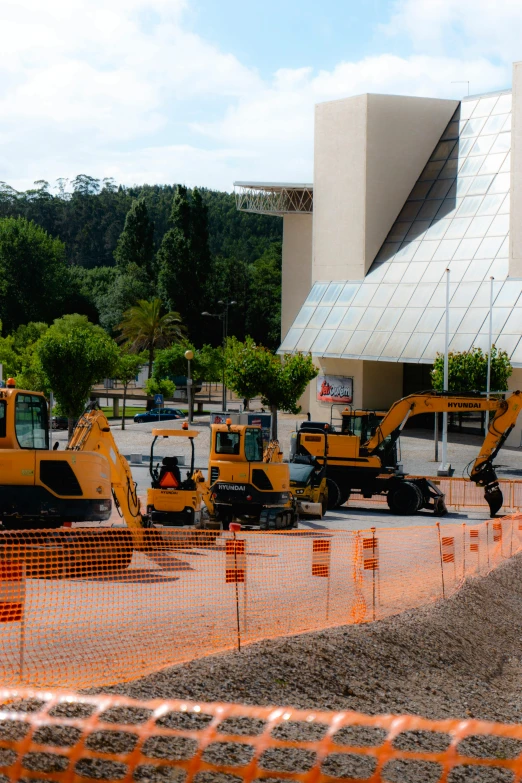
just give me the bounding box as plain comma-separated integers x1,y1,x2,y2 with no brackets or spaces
234,181,313,216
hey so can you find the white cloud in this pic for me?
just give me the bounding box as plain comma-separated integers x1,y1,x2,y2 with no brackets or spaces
0,0,518,193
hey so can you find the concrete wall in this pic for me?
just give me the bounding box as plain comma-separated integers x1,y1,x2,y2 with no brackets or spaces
312,93,458,283
510,61,522,278
306,358,404,420
281,214,313,338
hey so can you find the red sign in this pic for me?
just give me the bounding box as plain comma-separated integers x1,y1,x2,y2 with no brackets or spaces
225,540,246,583
317,375,353,404
312,539,331,577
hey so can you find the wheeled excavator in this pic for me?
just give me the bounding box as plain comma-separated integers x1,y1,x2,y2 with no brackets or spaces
292,390,522,517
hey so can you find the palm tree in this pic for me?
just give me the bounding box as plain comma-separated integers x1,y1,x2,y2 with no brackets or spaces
117,299,185,378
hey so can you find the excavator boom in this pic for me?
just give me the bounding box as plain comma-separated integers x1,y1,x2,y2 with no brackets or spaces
363,390,522,516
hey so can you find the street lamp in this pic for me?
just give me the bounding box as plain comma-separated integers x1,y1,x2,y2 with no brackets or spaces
184,349,194,425
202,299,236,411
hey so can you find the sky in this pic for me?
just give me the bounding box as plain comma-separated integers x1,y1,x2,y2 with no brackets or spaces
1,0,521,194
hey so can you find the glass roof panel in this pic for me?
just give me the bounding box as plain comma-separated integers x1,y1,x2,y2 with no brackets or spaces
412,241,440,261
490,133,511,154
453,237,482,259
351,284,379,306
279,328,303,352
357,307,383,331
488,172,510,194
464,258,492,281
459,100,478,120
458,308,488,334
482,113,509,135
415,308,444,332
379,332,410,359
339,307,366,330
388,222,411,242
395,241,421,262
461,117,486,137
419,160,445,180
321,282,345,305
375,243,400,263
324,330,353,356
295,329,319,352
401,333,431,360
494,333,521,356
336,282,361,306
369,284,397,307
447,259,471,281
323,306,347,330
492,94,512,115
469,135,496,156
375,308,404,331
471,96,498,117
489,257,509,277
365,263,388,284
306,306,331,329
360,332,392,358
343,331,372,356
311,330,337,355
396,308,423,332
476,193,505,215
508,339,522,365
470,280,503,307
480,152,508,175
382,262,409,283
433,239,461,260
449,333,475,352
412,282,442,307
428,282,458,307
424,219,451,240
305,283,329,306
464,215,494,237
465,174,495,196
501,308,522,335
421,261,449,283
388,284,416,307
474,235,504,259
459,155,486,176
456,196,484,217
450,281,481,307
445,217,473,239
495,281,522,307
422,332,450,361
292,306,315,328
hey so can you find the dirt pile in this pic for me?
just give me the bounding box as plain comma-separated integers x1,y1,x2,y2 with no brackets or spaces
100,552,522,723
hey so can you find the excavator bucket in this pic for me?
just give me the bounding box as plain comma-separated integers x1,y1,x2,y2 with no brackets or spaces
485,484,503,518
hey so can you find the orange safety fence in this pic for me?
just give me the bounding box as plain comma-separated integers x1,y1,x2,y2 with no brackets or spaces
349,476,522,511
0,515,520,689
2,688,522,782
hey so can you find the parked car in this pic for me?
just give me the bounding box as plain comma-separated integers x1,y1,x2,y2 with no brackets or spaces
133,408,185,424
51,415,69,430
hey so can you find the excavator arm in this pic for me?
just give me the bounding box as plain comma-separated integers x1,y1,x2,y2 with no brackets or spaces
67,406,149,543
364,390,522,516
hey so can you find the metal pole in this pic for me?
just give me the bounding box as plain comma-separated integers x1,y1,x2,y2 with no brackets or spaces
434,412,438,462
439,268,450,474
187,358,192,425
222,312,226,412
485,276,494,433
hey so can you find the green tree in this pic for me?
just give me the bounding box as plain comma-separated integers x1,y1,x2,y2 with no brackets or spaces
157,186,211,342
153,341,223,383
114,198,155,279
225,338,318,439
96,272,151,333
117,298,185,379
144,377,176,400
246,242,282,349
37,314,119,436
115,349,145,430
432,346,512,392
0,217,70,328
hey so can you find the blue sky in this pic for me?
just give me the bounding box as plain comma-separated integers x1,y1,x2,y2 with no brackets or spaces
0,0,519,193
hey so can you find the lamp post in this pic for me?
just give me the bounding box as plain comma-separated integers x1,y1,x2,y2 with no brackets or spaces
184,349,194,425
438,268,452,476
202,299,236,411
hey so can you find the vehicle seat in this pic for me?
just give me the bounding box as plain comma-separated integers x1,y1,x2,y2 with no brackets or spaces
157,457,181,488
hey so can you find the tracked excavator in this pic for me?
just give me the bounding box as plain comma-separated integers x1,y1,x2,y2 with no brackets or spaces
293,390,522,518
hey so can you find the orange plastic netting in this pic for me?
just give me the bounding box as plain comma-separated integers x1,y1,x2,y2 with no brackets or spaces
0,514,518,689
1,688,522,782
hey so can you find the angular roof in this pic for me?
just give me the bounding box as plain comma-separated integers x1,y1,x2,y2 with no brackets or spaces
280,91,522,367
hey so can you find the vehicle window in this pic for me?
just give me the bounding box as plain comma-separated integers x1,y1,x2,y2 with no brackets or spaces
244,428,263,461
215,431,240,455
0,401,6,438
15,394,48,449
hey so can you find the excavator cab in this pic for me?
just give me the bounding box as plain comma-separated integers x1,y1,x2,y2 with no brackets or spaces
146,428,204,526
208,423,296,530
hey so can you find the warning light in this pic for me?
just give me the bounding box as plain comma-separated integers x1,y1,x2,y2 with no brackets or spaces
226,418,232,426
246,495,252,501
6,378,15,388
230,523,242,532
182,422,188,430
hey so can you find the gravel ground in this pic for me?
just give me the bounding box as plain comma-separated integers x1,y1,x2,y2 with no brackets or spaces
97,552,522,724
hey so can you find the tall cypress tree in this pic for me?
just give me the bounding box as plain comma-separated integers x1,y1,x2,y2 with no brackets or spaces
157,186,211,343
114,198,155,280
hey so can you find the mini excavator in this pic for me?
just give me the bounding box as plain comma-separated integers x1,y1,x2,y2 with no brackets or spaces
202,419,297,530
293,390,522,517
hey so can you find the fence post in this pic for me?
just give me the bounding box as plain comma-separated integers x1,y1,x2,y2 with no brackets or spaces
436,522,445,599
229,523,243,651
371,528,376,621
511,516,514,558
462,523,466,581
486,521,490,570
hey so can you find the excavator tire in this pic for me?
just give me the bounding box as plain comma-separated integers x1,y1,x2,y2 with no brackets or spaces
337,489,351,508
326,478,342,510
387,481,423,515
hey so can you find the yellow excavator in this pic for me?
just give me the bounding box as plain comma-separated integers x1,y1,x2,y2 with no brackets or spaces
293,391,522,517
202,419,297,530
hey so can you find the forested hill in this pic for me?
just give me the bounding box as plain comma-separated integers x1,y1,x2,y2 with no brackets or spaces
0,176,283,348
0,176,282,268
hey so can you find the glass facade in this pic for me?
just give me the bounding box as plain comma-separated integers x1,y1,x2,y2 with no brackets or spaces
281,91,522,366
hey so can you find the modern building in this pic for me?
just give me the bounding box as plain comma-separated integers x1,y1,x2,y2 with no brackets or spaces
235,61,522,446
